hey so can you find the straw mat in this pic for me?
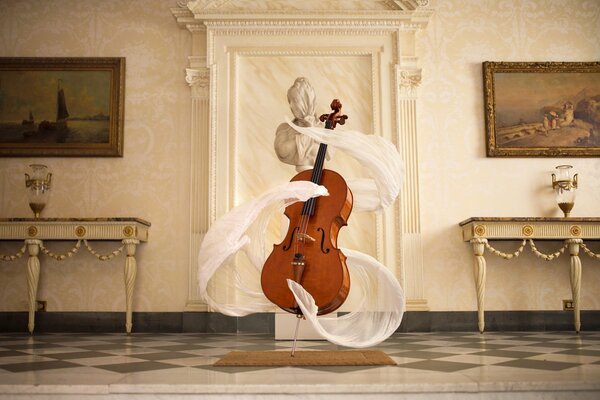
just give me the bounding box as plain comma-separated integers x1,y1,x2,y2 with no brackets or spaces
214,350,396,366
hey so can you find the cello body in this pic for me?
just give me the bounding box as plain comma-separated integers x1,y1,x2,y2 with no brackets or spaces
260,169,353,315
261,98,353,316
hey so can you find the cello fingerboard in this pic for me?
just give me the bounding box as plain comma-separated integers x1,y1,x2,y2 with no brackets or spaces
301,143,328,216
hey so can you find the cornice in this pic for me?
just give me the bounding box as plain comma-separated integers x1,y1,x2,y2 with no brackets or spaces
172,1,433,31
184,0,431,12
171,6,196,28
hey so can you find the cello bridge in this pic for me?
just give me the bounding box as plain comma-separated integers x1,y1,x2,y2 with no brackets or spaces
297,233,315,242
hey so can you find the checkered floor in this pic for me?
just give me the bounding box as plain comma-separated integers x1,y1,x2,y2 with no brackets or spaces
1,331,600,398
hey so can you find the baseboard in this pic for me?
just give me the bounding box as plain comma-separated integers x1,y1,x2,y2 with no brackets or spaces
1,310,598,334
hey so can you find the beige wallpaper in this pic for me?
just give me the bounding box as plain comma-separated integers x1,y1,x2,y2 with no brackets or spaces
418,0,600,311
1,0,599,313
0,0,192,312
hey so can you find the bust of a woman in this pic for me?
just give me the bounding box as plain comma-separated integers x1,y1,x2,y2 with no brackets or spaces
274,77,331,171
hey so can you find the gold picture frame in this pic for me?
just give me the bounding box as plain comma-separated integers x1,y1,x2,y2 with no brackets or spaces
0,57,125,157
483,61,600,157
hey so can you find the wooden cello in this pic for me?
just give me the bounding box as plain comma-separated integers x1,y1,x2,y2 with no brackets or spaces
261,99,352,316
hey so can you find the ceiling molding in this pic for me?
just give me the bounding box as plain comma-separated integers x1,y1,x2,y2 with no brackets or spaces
172,1,432,31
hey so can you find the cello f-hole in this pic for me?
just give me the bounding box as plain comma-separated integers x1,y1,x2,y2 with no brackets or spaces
317,227,330,254
283,226,299,251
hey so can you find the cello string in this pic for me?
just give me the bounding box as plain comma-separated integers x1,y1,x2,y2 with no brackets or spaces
300,144,324,231
299,146,323,238
292,136,329,287
294,146,323,260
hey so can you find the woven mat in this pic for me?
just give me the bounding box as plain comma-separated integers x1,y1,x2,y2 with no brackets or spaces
214,350,396,366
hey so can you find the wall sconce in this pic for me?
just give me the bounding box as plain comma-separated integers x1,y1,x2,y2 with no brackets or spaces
25,164,52,219
551,165,577,218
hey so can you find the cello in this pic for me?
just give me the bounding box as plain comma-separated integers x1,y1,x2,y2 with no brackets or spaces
261,99,352,316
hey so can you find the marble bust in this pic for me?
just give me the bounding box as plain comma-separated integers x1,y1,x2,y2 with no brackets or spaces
274,77,332,171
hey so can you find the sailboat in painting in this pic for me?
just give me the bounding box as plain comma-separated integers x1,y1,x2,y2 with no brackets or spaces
38,80,69,132
21,110,34,126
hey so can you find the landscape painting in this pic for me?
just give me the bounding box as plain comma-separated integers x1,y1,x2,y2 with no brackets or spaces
0,58,124,156
483,61,600,157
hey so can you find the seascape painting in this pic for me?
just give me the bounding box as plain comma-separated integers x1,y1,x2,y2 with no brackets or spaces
0,58,124,157
483,61,600,157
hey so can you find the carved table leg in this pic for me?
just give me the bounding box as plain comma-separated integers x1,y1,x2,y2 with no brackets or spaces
25,239,42,334
123,239,139,335
567,239,582,333
470,238,487,333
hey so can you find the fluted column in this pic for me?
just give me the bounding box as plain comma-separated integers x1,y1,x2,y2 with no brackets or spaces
186,57,211,311
396,66,428,311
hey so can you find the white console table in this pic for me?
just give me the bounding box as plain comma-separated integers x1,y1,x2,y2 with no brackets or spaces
460,217,600,333
0,218,150,334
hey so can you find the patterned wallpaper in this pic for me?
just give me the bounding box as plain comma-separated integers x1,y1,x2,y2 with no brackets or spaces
1,0,599,313
418,0,600,311
0,0,192,312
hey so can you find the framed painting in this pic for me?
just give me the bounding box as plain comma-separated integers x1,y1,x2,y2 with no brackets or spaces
0,57,125,157
483,61,600,157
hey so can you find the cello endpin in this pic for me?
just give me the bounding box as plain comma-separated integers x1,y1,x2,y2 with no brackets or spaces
290,316,302,357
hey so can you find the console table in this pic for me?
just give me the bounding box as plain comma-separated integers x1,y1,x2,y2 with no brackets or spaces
0,218,150,334
460,217,600,333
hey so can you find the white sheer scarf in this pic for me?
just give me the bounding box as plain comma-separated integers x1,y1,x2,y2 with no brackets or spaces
197,121,405,347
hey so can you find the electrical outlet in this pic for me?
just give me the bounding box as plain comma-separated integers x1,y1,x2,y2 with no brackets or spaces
36,300,47,312
563,299,574,310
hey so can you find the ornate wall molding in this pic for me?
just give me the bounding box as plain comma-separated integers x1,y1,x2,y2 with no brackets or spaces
398,68,422,98
173,1,432,312
184,56,211,311
185,68,209,89
184,0,432,13
172,1,433,31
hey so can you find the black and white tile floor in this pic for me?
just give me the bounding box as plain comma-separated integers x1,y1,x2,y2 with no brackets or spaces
1,331,600,399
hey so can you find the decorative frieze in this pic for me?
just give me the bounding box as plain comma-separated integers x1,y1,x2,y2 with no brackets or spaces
0,218,150,241
461,217,600,240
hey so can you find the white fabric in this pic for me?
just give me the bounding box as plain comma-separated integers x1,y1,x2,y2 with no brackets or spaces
285,118,404,212
287,248,404,348
197,181,328,317
197,121,405,348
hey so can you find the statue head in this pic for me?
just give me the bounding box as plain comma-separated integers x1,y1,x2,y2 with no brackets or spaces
287,77,317,126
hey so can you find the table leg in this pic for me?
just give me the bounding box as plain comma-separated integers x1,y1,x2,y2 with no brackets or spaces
470,238,487,333
25,239,42,334
123,239,139,334
567,239,582,333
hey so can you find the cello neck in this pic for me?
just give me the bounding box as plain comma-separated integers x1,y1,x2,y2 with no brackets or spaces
309,143,328,185
300,98,348,217
301,143,327,217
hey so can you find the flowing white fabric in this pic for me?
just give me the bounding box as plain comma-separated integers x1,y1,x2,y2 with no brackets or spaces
287,248,405,348
197,121,405,347
197,181,328,317
285,118,404,212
